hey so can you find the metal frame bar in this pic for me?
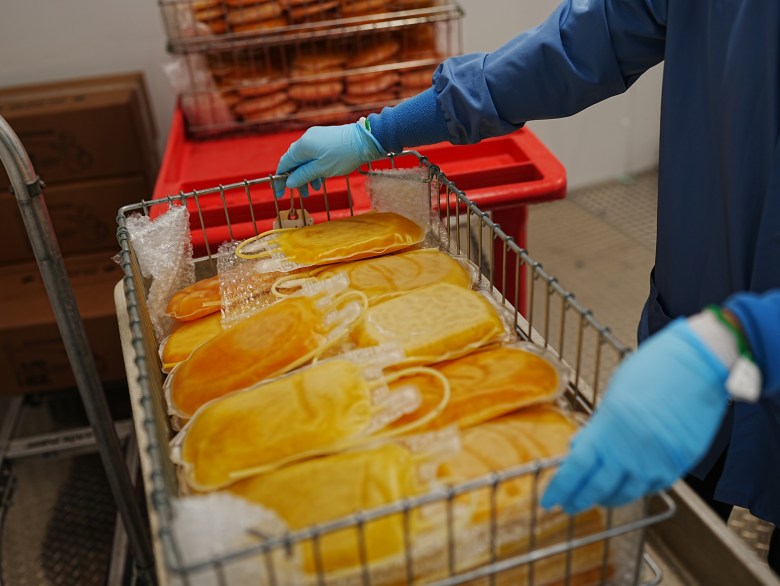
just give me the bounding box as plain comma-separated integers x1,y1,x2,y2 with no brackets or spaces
0,115,155,582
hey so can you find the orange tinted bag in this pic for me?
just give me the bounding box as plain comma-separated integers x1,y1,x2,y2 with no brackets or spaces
165,287,367,419
389,344,565,432
234,212,425,272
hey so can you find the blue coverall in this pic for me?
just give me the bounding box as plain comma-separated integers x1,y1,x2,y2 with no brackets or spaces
369,0,780,531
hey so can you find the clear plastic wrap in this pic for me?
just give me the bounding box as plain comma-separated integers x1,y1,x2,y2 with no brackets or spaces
365,166,433,236
170,492,300,586
125,205,195,341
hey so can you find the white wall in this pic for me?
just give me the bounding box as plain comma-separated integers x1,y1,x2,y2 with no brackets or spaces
0,0,176,158
0,0,662,190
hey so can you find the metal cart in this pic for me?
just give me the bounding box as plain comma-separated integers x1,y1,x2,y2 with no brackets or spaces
2,114,779,585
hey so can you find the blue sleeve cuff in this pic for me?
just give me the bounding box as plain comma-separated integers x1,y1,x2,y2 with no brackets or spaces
367,88,451,154
724,290,780,400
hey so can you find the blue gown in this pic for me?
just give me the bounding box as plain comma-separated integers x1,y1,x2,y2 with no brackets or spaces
370,0,780,524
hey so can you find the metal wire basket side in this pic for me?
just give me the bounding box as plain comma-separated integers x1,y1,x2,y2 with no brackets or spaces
116,156,672,584
160,1,464,52
167,8,462,138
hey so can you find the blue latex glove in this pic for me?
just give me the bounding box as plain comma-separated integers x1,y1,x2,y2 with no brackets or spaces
541,318,730,514
274,122,386,198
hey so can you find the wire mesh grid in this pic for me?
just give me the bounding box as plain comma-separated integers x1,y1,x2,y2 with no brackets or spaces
161,2,462,137
115,151,675,585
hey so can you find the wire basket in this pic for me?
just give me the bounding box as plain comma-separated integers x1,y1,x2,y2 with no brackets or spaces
159,0,461,51
160,2,462,137
115,151,675,585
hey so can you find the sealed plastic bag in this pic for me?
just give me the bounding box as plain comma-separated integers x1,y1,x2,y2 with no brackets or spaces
233,211,425,274
389,343,567,432
165,275,366,419
160,311,223,372
172,358,451,491
166,275,222,322
353,282,509,365
272,248,476,305
125,205,195,341
226,436,464,579
434,408,609,586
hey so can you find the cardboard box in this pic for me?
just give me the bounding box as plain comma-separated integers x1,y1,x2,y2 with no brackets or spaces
0,174,148,266
0,252,126,396
0,72,158,186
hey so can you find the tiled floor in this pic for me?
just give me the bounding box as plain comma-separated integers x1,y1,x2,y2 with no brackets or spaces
527,168,775,571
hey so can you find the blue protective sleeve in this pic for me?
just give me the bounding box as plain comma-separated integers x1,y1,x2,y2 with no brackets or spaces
724,290,780,400
371,0,667,147
368,89,450,154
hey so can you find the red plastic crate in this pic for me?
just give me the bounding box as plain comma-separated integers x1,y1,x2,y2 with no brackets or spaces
153,107,566,310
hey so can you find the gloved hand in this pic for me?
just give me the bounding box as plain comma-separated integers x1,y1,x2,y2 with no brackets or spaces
274,121,386,198
541,318,731,514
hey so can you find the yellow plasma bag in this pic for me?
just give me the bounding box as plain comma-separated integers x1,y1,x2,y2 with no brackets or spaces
273,248,475,304
354,282,508,364
234,212,425,271
160,312,223,372
227,443,440,577
172,361,450,491
165,289,367,419
389,344,565,432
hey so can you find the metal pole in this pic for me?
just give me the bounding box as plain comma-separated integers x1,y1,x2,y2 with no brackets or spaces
0,115,155,579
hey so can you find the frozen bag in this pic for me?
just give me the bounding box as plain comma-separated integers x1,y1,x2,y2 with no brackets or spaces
160,312,223,372
353,282,509,365
389,343,567,432
166,275,222,322
164,275,367,420
272,248,476,305
234,211,425,273
171,359,451,491
226,438,466,580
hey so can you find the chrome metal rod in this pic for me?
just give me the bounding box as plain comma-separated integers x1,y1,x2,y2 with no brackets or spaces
0,115,155,578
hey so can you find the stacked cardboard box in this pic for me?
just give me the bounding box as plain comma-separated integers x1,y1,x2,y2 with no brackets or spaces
0,73,158,395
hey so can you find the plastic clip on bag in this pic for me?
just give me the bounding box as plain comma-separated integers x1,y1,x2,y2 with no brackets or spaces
171,359,452,491
353,282,510,365
272,248,477,305
233,211,425,274
164,274,368,420
388,343,567,433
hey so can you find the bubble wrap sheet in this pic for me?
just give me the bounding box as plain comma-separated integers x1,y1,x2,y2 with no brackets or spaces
125,205,195,341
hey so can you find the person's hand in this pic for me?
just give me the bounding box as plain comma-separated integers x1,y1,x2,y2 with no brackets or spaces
541,318,731,514
274,121,386,198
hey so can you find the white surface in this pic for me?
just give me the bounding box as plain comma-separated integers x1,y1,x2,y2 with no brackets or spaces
0,1,661,190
